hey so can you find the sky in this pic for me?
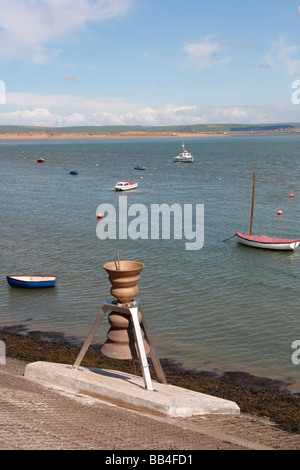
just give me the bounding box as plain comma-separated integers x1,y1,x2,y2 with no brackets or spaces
1,0,300,127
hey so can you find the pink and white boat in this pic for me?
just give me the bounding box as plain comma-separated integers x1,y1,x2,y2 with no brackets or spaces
236,232,300,251
236,172,300,251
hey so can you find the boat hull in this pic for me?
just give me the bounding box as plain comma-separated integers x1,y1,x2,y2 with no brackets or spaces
7,275,57,288
115,182,138,191
236,233,300,251
173,157,194,163
115,186,138,191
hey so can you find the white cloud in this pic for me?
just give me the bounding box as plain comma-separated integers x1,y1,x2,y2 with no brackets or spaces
0,0,133,63
1,91,300,126
1,94,199,126
0,107,86,127
183,35,235,71
276,38,300,76
257,36,300,76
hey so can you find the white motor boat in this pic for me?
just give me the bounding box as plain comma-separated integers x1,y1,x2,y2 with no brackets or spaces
115,181,138,191
173,141,194,163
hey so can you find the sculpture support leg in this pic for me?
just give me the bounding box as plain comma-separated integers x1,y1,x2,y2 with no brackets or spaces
139,307,167,384
73,308,105,369
130,306,153,391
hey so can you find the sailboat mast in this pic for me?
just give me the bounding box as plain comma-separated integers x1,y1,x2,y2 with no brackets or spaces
250,171,255,235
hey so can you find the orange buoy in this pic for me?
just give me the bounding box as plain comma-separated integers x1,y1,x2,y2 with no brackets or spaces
97,213,103,219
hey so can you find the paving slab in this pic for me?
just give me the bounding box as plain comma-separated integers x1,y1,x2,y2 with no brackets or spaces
24,361,240,417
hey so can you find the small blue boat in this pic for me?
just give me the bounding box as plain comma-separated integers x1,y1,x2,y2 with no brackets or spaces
134,165,146,170
69,170,78,175
7,275,57,288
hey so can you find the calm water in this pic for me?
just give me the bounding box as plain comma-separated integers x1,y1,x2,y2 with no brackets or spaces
0,135,299,390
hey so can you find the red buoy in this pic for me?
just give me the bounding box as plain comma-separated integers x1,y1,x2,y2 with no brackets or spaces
290,194,294,198
278,210,282,215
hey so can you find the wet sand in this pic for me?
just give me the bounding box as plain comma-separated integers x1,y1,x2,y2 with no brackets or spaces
0,131,225,140
0,326,299,435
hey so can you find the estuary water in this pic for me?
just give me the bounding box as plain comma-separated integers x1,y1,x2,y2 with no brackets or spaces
0,135,299,390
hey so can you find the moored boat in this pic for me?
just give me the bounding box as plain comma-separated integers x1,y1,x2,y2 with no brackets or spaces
134,165,146,170
173,141,194,163
37,158,44,163
236,232,300,251
115,181,138,191
6,275,57,288
69,170,78,175
236,172,300,251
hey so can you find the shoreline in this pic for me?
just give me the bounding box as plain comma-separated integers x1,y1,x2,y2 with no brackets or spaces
0,326,299,434
0,131,225,141
0,131,300,141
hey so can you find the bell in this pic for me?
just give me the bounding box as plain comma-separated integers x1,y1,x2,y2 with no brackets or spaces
101,311,150,360
103,260,144,304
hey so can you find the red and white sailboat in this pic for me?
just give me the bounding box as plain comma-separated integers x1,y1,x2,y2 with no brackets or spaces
236,173,300,251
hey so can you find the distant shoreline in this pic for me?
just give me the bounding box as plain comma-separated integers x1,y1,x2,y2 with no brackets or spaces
0,131,299,141
0,131,226,140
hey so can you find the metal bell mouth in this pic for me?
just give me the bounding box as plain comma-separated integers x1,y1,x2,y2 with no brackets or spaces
103,258,144,304
103,260,145,274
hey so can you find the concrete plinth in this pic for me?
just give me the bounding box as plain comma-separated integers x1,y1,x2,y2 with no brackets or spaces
24,361,240,418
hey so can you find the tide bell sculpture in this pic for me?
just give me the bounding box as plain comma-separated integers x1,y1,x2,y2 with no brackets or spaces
101,259,150,359
73,255,166,390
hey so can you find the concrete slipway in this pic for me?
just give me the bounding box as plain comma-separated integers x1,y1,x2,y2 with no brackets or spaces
24,361,240,417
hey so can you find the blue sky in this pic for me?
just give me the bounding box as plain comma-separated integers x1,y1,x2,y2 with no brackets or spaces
1,0,300,127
